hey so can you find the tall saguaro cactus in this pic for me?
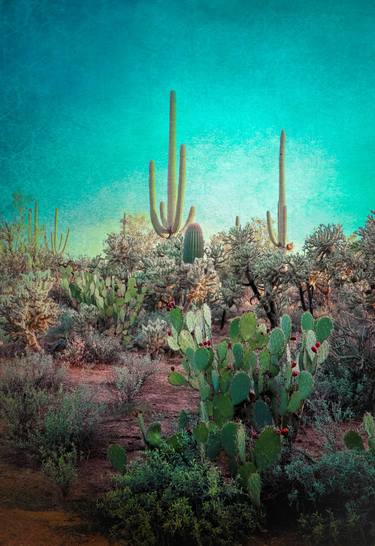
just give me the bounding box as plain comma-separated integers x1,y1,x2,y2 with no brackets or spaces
266,130,293,252
149,91,195,238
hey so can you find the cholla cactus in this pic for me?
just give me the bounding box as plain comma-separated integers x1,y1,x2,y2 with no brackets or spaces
136,318,168,357
0,271,58,351
182,258,221,310
304,224,346,262
104,213,158,277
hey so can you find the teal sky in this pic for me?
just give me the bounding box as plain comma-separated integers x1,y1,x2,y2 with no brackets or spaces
1,0,374,255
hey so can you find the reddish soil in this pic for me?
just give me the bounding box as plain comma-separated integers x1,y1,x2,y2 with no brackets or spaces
0,339,360,545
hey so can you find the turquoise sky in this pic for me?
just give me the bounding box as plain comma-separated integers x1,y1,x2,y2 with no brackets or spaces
1,0,374,255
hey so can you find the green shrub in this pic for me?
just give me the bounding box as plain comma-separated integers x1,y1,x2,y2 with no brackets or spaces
41,446,78,497
0,352,65,446
0,385,50,446
98,440,260,546
283,450,375,544
37,387,101,455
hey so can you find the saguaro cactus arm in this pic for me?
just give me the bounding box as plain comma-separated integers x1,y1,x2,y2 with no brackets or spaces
149,161,169,237
266,211,279,247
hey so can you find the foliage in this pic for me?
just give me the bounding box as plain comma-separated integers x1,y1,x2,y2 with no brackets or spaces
41,447,78,497
98,440,260,546
283,449,375,544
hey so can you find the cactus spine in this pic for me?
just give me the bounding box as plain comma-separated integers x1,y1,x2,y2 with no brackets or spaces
149,91,195,238
183,223,204,263
266,130,293,252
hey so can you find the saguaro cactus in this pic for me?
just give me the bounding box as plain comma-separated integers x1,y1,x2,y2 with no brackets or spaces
149,91,195,238
183,222,204,263
266,130,293,252
45,208,70,255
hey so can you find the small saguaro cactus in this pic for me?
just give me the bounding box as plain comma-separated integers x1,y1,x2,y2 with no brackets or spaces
45,208,70,255
235,215,241,228
27,201,42,248
183,222,204,263
149,90,195,238
266,130,293,253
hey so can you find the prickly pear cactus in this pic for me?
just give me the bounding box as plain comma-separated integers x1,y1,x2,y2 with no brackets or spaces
166,306,333,507
60,267,146,345
344,412,375,454
107,444,127,473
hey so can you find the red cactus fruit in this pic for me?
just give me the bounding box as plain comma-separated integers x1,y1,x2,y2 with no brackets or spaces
251,431,259,439
291,361,297,368
290,336,297,341
275,429,282,436
207,340,212,347
170,366,175,372
292,370,299,377
311,346,317,353
281,427,289,435
315,341,321,348
167,329,172,336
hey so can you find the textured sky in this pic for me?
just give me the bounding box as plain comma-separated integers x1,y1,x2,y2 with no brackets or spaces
1,0,374,255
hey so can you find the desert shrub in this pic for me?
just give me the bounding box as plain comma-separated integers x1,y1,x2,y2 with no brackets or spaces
62,332,122,365
0,385,50,446
37,386,101,455
283,450,375,544
0,352,66,393
297,509,363,546
0,352,66,446
111,355,155,405
0,270,59,351
41,446,78,497
97,441,260,546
